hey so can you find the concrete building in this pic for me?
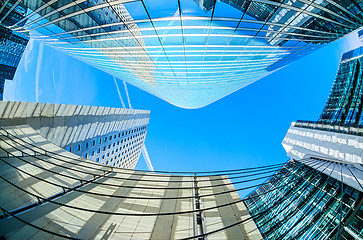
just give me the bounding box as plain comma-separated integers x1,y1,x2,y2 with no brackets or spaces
4,0,363,108
0,124,261,239
0,101,150,169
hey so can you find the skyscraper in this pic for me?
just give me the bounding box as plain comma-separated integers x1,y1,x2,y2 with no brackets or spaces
245,47,363,239
244,156,363,239
3,0,362,108
358,29,363,43
319,46,363,127
0,101,150,169
0,1,29,100
0,79,4,100
0,123,262,239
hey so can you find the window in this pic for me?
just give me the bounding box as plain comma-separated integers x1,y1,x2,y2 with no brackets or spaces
97,149,100,153
96,158,99,162
91,151,94,156
104,137,107,142
92,140,95,146
109,136,112,140
83,153,87,158
98,139,101,144
76,145,80,151
66,147,72,152
84,142,88,149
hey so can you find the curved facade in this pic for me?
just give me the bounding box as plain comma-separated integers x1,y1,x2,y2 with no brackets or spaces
4,0,363,108
0,124,261,239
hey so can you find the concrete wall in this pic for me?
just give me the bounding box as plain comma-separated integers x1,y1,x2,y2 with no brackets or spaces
0,101,150,168
0,125,261,239
282,122,363,191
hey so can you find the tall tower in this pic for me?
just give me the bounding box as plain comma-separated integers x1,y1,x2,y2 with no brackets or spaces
319,46,363,127
0,1,29,100
3,0,363,108
244,47,363,239
0,101,150,169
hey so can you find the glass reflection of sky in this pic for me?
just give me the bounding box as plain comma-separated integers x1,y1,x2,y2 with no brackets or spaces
12,0,361,108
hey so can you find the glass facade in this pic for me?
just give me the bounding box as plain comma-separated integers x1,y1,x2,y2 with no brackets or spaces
0,0,29,99
2,0,362,108
0,78,4,100
319,46,363,127
245,160,363,240
0,25,29,81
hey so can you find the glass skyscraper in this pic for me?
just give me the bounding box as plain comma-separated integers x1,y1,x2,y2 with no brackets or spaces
245,46,363,240
2,0,362,108
0,1,29,100
245,160,363,239
319,46,363,127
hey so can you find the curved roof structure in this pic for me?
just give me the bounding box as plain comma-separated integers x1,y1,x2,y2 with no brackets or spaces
5,0,363,108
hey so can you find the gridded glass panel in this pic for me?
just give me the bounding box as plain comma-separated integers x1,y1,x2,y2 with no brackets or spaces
245,160,363,240
319,46,363,127
2,0,363,108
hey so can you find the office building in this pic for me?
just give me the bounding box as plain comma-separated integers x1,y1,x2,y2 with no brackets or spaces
2,0,362,108
0,124,261,239
0,79,4,100
358,29,363,43
245,47,363,239
0,101,150,169
0,26,28,80
0,1,29,100
0,26,29,100
245,156,363,239
319,46,363,127
245,122,363,239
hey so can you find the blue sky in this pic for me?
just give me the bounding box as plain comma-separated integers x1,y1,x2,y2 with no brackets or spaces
4,29,362,197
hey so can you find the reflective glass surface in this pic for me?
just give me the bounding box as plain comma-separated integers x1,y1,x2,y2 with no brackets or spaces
245,160,363,240
319,46,363,127
2,0,363,108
